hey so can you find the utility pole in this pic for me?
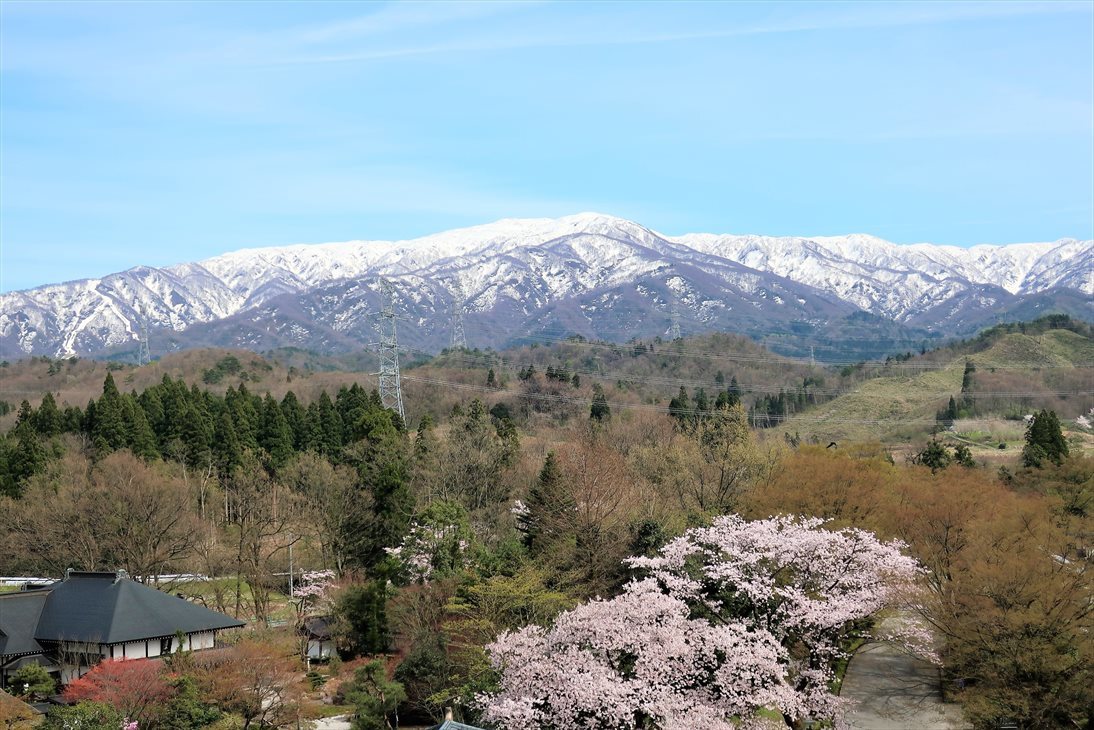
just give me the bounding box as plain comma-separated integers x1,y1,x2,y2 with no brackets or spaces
450,280,468,350
373,278,406,421
810,345,815,369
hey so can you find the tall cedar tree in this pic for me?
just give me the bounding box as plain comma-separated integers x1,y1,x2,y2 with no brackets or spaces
590,385,611,423
520,451,574,555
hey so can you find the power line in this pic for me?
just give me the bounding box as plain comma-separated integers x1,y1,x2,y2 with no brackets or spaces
419,318,1087,371
397,373,989,426
402,345,1094,399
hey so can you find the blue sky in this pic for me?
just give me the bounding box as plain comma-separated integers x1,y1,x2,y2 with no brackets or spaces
1,0,1092,292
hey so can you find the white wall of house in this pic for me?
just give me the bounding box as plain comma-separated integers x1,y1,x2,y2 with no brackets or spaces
189,631,215,650
122,641,147,659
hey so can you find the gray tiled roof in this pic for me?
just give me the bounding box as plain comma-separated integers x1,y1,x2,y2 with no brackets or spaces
0,590,49,658
34,572,243,645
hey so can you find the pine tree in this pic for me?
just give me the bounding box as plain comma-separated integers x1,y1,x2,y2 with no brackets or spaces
486,368,497,388
915,440,953,472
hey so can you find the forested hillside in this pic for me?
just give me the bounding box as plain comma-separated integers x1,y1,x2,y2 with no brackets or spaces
0,316,1090,729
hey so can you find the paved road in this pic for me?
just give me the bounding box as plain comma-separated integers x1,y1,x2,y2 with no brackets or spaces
842,640,969,729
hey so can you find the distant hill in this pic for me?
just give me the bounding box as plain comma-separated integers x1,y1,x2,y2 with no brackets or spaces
3,318,1089,460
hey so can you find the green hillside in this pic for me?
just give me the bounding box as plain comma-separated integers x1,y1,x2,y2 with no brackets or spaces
784,328,1094,448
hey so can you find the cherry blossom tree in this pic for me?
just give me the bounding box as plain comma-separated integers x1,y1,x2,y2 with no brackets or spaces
292,569,336,618
481,515,920,729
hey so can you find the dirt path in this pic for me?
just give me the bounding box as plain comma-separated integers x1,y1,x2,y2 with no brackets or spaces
842,639,969,729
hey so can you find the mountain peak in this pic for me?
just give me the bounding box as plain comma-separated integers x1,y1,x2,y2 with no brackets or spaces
1,215,1088,358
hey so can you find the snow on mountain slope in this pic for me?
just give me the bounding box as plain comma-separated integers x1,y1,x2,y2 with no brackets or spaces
673,232,1089,321
1,213,1089,358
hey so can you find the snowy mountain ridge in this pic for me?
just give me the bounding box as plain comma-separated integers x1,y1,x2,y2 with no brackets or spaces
1,213,1089,358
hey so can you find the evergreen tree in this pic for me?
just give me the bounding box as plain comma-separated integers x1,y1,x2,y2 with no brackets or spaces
937,396,959,428
961,360,976,392
7,428,47,493
92,373,128,452
177,402,212,469
1022,409,1069,467
520,451,573,555
414,415,436,458
486,368,497,388
213,410,243,475
34,392,62,437
62,405,84,433
226,385,260,451
260,393,295,469
668,387,691,426
317,391,344,457
571,373,581,389
280,391,307,450
347,660,405,730
13,400,34,431
953,443,976,468
590,384,611,423
728,375,741,400
337,582,392,655
138,388,165,441
123,395,159,460
915,440,953,472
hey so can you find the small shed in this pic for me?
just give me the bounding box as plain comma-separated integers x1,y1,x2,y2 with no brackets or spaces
301,617,334,661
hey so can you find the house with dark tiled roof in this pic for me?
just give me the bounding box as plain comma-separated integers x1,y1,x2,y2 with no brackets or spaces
0,570,243,688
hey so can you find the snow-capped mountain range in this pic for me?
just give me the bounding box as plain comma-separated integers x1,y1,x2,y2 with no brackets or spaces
1,213,1090,361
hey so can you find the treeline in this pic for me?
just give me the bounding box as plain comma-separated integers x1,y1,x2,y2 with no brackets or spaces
0,372,407,495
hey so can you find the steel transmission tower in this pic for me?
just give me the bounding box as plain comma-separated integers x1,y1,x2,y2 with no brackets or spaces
137,319,152,366
373,278,406,421
450,281,468,350
669,302,682,341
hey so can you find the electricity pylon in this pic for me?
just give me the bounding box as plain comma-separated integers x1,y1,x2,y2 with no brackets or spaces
137,318,151,366
450,281,467,350
669,302,682,341
373,278,405,421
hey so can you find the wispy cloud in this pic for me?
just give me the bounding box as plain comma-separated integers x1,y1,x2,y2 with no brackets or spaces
260,0,1090,66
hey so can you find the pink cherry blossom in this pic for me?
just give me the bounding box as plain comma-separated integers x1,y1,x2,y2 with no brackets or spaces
481,515,920,729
